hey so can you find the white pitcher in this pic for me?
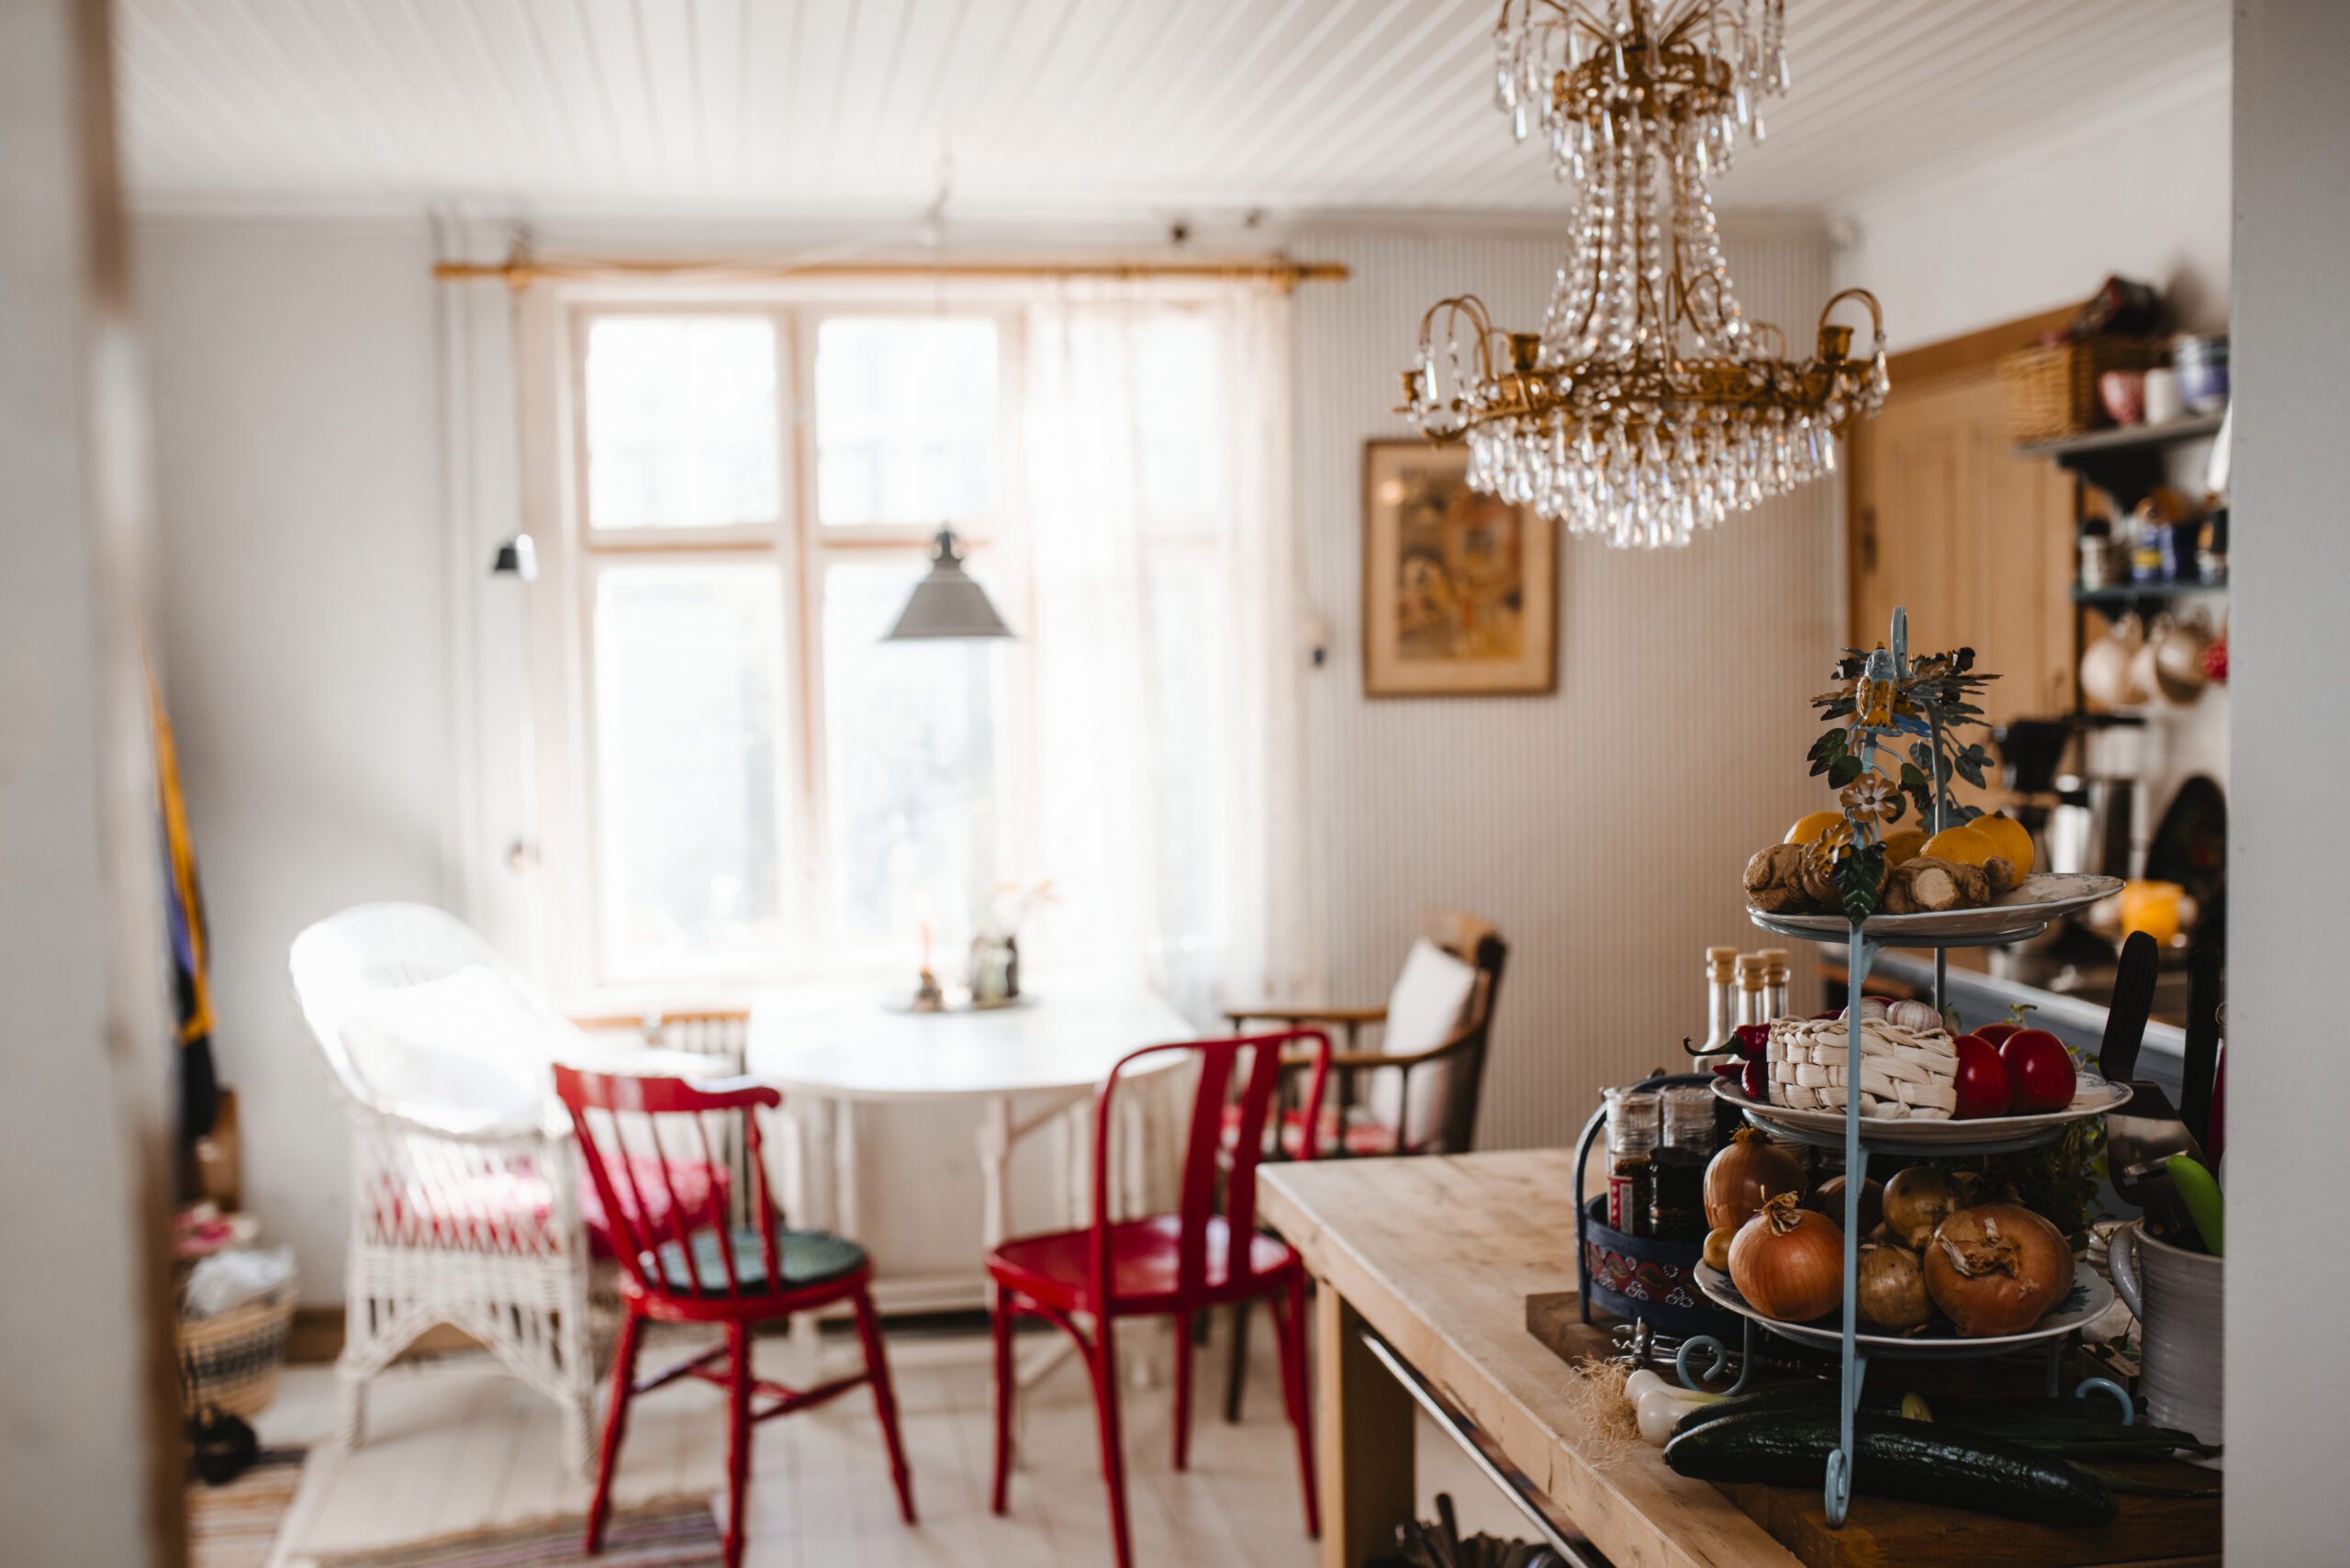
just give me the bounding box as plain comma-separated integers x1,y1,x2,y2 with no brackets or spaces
2109,1220,2224,1445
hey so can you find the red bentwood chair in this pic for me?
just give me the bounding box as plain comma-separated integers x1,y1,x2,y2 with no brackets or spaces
553,1065,914,1568
985,1029,1330,1568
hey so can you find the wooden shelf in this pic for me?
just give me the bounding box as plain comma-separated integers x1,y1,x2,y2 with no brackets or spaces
2073,581,2227,607
2016,409,2226,461
2018,409,2226,515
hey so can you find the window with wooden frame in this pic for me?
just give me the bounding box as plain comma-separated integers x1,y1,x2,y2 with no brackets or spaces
521,286,1033,993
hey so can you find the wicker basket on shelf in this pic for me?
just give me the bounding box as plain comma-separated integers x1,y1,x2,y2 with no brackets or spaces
1998,334,2165,443
177,1284,297,1419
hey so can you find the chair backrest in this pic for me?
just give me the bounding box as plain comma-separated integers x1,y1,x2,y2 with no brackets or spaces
288,902,575,1107
553,1064,785,1305
1401,908,1508,1155
1088,1029,1329,1309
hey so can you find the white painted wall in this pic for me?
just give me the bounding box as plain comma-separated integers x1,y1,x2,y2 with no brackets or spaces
140,215,453,1305
2,2,180,1560
1831,58,2231,350
2227,1,2347,1556
1290,220,1839,1153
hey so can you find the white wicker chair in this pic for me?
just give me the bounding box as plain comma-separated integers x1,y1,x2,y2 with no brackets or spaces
288,903,747,1471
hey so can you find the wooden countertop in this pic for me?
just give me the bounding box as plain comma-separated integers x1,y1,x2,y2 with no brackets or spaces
1260,1148,1800,1568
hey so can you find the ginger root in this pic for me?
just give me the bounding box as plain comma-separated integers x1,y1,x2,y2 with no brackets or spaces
1881,854,2019,914
1744,843,1818,913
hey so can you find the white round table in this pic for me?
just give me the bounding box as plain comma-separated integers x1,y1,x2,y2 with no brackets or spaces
746,983,1195,1320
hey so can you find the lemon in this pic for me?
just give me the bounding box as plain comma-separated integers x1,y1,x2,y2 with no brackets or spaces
1785,811,1845,845
1881,828,1929,867
1920,824,1998,867
1970,813,2035,879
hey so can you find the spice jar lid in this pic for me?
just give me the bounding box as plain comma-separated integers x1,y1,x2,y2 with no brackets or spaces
1707,945,1739,979
1737,953,1766,990
1661,1085,1717,1144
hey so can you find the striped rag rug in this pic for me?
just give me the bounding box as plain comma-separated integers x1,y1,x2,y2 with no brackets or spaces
189,1448,307,1568
311,1498,722,1568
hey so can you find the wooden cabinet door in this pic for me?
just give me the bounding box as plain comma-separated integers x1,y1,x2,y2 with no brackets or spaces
1848,367,2076,734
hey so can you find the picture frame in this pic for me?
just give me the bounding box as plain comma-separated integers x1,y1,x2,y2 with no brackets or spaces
1361,439,1557,697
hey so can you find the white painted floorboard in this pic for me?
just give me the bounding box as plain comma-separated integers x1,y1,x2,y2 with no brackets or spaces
253,1314,1323,1568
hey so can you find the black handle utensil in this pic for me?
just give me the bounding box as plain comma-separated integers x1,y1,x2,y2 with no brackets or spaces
2097,931,2161,1082
2178,945,2222,1152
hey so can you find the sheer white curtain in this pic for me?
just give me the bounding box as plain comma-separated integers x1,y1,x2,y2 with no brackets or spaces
1018,282,1323,1025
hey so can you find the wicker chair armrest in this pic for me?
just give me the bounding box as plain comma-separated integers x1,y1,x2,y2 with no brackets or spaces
341,1097,565,1149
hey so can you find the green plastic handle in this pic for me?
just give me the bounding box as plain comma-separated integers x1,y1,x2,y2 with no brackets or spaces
2166,1154,2225,1258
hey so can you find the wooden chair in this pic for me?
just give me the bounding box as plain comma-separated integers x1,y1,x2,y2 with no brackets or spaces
554,1065,915,1568
1218,908,1507,1418
984,1029,1330,1568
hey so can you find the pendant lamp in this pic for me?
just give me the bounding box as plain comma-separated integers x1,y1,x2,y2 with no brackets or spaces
882,527,1014,641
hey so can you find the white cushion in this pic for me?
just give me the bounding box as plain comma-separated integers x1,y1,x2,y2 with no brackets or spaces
1365,939,1480,1145
339,966,581,1134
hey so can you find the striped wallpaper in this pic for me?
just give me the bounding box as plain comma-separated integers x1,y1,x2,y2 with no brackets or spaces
1291,220,1842,1153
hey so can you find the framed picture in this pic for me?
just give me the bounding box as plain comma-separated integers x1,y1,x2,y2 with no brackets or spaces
1361,440,1556,697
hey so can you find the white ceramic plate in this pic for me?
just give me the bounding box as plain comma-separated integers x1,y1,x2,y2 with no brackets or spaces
1714,1073,2132,1147
1694,1260,2112,1361
1748,872,2125,944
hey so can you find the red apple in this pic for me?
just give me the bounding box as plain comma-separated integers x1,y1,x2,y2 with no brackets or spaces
2000,1029,2077,1114
1974,1020,2024,1047
1951,1034,2011,1120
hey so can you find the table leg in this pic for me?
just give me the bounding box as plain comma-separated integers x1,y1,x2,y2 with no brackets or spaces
835,1098,861,1242
979,1094,1013,1250
789,1098,831,1372
1316,1284,1414,1568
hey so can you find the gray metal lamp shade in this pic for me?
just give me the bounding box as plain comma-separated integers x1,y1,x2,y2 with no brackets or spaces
883,527,1014,641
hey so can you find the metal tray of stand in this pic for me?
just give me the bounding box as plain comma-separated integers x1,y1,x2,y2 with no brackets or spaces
1713,1074,2131,1154
1747,873,2122,946
1693,1260,2112,1362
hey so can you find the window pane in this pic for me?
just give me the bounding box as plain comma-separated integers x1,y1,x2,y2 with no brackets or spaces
595,566,788,973
815,317,998,526
586,316,779,530
822,561,1000,948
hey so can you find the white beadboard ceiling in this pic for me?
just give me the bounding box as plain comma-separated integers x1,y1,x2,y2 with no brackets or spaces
118,1,2227,218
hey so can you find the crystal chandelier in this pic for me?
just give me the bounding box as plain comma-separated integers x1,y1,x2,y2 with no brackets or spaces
1399,0,1889,549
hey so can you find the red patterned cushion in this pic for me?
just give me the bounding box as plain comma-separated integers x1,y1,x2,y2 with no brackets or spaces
369,1154,731,1257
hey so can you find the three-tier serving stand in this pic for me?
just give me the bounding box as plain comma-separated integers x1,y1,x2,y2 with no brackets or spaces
1674,608,2130,1527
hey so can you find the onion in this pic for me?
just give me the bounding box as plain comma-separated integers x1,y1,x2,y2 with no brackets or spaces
1636,1385,1721,1445
1922,1204,2072,1337
1856,1242,1932,1331
1729,1192,1844,1322
1703,1127,1807,1232
1882,1166,1974,1250
1811,1174,1883,1237
1703,1226,1737,1271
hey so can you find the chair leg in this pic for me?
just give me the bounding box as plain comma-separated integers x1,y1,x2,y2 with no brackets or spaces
583,1309,643,1556
1171,1309,1193,1472
852,1287,917,1524
1224,1296,1251,1424
722,1322,754,1568
1080,1316,1135,1568
1272,1276,1320,1539
990,1295,1016,1515
331,1365,368,1451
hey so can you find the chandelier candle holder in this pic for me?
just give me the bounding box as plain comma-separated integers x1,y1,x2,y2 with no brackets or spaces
1400,0,1889,549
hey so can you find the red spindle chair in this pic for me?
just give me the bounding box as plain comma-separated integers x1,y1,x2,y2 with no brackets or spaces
553,1066,915,1568
984,1029,1330,1568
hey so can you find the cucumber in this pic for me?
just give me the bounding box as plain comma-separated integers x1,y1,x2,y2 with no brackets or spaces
1663,1409,2118,1527
1670,1386,1908,1439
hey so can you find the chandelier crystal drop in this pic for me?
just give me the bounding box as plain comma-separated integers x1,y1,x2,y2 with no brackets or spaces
1400,0,1889,549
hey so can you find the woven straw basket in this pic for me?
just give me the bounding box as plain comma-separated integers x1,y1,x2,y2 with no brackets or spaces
177,1285,297,1419
1998,335,2165,443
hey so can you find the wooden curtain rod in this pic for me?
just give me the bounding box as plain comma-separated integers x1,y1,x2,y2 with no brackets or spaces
433,253,1349,292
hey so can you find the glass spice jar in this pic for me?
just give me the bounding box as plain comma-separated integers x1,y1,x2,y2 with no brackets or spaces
1603,1087,1660,1237
1648,1086,1718,1244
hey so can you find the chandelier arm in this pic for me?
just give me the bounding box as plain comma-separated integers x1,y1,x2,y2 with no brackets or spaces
1816,286,1886,347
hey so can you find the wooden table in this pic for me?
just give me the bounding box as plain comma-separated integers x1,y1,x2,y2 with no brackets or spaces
1261,1148,1799,1568
1264,1149,2221,1568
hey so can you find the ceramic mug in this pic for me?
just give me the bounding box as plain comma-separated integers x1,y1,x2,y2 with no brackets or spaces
2152,610,2214,705
2080,613,2148,708
2143,366,2185,425
2109,1220,2223,1444
2099,369,2146,426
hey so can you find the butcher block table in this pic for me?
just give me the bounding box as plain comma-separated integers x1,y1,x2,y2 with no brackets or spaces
1259,1149,2220,1568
